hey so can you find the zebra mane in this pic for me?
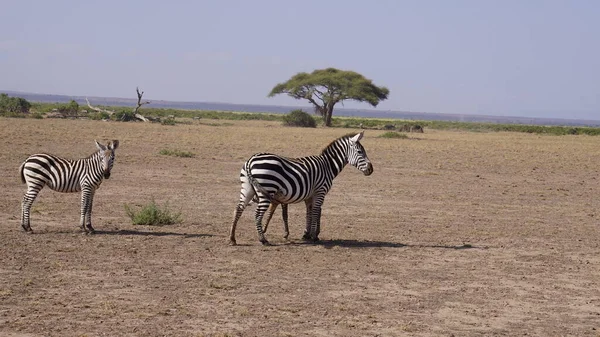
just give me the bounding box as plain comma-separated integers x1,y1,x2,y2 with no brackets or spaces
85,150,102,160
320,133,359,154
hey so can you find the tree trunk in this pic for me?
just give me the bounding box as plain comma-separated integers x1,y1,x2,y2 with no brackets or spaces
323,102,335,127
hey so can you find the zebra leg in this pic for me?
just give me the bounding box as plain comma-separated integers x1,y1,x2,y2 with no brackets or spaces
310,206,323,242
84,189,96,234
229,181,256,245
262,201,279,234
308,195,325,242
21,186,41,233
281,204,289,240
254,198,272,245
302,198,313,241
79,187,95,234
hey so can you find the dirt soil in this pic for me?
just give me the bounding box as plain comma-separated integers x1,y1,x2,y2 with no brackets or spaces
0,118,599,337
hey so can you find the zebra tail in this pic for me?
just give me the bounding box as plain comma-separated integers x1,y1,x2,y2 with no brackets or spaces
245,158,275,202
19,161,26,184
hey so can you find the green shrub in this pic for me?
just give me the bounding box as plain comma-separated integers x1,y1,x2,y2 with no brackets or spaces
0,93,31,114
161,118,176,126
113,110,136,121
57,100,79,116
89,112,111,120
159,149,195,158
283,109,317,128
124,199,182,226
379,132,408,139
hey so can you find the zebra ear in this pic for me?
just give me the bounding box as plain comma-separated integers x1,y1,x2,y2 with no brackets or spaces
95,140,107,151
350,131,364,143
109,140,119,150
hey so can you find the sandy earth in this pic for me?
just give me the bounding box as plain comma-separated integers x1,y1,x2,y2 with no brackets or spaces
0,118,599,337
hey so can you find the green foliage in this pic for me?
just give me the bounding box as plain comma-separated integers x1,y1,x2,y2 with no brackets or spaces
379,132,408,139
282,109,317,128
161,117,176,125
268,68,389,126
332,117,600,136
26,102,600,136
0,93,31,114
124,199,182,226
159,149,195,158
113,109,136,121
89,112,111,120
57,99,79,116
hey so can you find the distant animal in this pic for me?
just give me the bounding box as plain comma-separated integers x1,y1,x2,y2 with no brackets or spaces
229,131,373,245
19,140,120,234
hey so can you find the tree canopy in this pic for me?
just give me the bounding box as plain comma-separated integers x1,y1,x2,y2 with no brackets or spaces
268,68,389,126
0,93,31,114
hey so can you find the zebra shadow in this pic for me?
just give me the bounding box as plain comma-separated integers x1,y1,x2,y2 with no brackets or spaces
291,239,482,250
94,229,214,238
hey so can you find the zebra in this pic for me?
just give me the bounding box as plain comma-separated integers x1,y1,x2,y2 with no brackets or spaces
229,131,373,246
19,140,120,234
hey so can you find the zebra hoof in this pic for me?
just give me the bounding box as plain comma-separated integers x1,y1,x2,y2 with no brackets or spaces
302,233,311,241
229,239,237,246
260,240,272,246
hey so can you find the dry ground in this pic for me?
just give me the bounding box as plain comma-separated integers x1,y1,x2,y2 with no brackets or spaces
0,117,599,337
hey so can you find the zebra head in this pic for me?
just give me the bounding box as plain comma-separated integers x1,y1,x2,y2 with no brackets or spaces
95,140,119,179
347,131,373,176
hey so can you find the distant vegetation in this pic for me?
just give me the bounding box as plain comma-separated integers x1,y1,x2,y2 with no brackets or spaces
3,100,600,136
283,109,317,128
269,68,389,126
0,93,31,116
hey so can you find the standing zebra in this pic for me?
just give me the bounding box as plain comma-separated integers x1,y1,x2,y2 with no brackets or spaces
229,131,373,245
19,140,119,234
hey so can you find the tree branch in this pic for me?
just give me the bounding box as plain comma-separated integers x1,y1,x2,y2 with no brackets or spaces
85,97,116,115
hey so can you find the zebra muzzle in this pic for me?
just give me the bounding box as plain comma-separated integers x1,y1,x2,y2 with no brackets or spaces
104,172,111,179
363,163,373,176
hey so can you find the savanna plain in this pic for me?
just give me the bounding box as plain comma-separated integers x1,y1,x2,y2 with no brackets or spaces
0,117,599,337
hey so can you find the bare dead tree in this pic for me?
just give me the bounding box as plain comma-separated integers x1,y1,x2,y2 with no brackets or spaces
133,87,150,122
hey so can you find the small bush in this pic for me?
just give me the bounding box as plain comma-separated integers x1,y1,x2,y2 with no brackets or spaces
113,110,136,121
379,132,408,139
124,199,182,226
159,149,195,158
161,118,176,126
89,112,111,120
283,109,317,128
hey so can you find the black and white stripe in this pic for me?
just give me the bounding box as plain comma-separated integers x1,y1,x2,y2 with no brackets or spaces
229,131,373,245
19,140,119,233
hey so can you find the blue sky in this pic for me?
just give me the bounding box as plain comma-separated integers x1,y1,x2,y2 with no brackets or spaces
1,0,599,119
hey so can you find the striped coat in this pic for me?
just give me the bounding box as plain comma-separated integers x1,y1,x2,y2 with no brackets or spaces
229,132,373,245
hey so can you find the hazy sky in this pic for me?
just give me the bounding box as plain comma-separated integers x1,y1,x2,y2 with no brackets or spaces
1,0,599,119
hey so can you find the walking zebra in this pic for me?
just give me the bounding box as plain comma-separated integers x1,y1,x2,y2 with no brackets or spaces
229,131,373,245
19,140,120,234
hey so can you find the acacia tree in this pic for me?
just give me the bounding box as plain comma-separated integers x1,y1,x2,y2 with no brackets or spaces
268,68,390,126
